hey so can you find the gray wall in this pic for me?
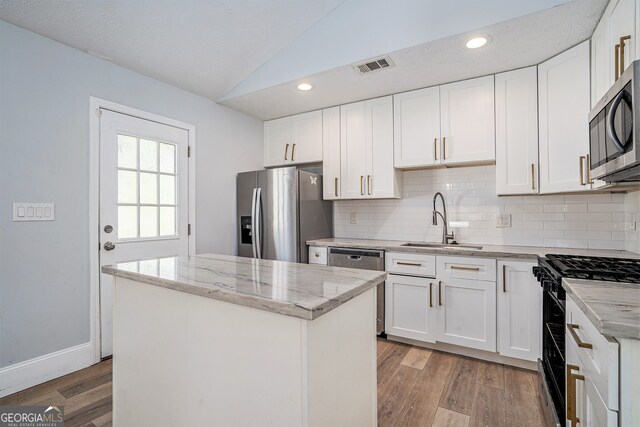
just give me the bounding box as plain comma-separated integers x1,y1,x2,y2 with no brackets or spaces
0,21,264,367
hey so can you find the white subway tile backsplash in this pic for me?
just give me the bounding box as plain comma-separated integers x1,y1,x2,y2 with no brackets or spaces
333,165,639,251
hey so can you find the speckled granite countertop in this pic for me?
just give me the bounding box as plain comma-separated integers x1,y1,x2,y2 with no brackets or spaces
102,253,386,321
563,278,640,340
307,237,640,261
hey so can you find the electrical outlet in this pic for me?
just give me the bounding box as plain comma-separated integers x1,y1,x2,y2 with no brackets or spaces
496,213,511,228
350,213,357,224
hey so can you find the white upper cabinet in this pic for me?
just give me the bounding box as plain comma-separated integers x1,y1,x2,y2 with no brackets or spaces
263,111,322,167
495,67,539,195
440,75,496,165
538,41,592,194
591,16,610,107
322,107,341,200
608,0,636,81
393,87,441,168
340,96,400,199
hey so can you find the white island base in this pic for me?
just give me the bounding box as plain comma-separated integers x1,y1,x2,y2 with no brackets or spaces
112,278,377,427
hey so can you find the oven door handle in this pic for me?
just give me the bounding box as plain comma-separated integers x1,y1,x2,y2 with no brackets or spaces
607,89,632,153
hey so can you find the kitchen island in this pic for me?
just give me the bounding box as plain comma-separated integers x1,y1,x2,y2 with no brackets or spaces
102,253,386,427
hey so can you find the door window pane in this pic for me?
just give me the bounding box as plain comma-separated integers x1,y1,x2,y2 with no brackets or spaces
117,134,137,169
118,206,138,239
118,170,138,204
140,206,158,237
140,139,158,171
159,143,176,174
159,175,176,204
140,172,158,204
160,207,176,236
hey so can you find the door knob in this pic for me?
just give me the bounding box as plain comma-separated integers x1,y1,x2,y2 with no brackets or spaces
103,242,115,251
104,224,113,233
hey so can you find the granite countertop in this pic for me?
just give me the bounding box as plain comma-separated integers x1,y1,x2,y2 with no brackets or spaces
307,237,640,261
101,253,386,321
563,278,640,340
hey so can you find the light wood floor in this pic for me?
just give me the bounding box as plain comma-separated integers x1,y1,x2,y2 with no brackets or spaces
0,339,546,426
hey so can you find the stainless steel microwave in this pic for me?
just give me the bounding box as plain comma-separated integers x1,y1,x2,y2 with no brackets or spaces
589,60,639,182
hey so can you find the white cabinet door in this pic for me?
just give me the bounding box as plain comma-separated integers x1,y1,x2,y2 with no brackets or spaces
591,16,610,107
497,261,542,362
385,274,437,343
538,41,591,194
366,96,400,198
340,101,367,199
440,75,495,165
322,107,341,200
264,117,292,167
393,87,441,168
291,110,322,165
609,0,636,81
495,67,539,195
436,278,496,352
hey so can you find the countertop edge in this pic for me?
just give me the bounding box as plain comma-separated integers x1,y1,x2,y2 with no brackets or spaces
101,265,386,321
562,279,640,341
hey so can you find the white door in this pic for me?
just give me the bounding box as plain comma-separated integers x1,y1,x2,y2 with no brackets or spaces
264,117,291,167
393,87,441,168
340,101,367,199
366,96,397,198
591,16,609,107
608,0,636,81
497,261,542,362
436,278,496,352
99,109,190,357
322,107,341,200
495,67,539,195
538,41,591,194
440,75,495,165
385,274,437,343
291,110,322,165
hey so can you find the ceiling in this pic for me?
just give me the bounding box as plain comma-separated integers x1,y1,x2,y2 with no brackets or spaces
1,0,607,120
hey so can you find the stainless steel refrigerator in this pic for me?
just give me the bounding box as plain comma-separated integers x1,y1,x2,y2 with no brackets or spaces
237,167,333,263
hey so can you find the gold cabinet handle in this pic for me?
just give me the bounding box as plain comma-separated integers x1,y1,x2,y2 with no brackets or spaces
502,264,507,293
619,35,631,78
367,175,371,195
396,261,422,267
291,143,296,161
567,323,593,349
579,156,586,185
443,137,447,160
334,177,338,197
438,281,442,306
531,163,535,190
284,143,290,160
586,154,591,184
360,176,364,195
566,364,579,424
434,138,438,160
615,43,621,80
451,265,480,271
429,282,433,308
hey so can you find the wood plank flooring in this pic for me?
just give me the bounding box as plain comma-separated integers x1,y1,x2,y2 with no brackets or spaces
0,339,547,426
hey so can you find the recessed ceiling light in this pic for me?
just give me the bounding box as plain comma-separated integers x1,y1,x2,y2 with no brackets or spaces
466,36,488,49
297,83,313,91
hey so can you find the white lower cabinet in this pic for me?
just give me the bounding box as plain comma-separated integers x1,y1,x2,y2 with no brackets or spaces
385,274,437,343
497,261,542,362
435,278,497,352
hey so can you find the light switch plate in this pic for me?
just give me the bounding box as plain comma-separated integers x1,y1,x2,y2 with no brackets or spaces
350,212,357,224
496,213,511,228
13,203,55,221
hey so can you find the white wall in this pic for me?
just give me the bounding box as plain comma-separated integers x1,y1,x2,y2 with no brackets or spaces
335,166,633,251
0,21,263,368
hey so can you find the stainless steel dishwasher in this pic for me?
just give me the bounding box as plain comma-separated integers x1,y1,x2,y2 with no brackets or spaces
327,247,385,335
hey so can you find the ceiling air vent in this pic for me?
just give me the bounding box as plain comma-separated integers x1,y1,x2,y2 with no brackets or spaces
354,56,395,74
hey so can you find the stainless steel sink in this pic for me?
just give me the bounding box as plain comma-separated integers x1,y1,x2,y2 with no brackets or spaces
401,242,483,250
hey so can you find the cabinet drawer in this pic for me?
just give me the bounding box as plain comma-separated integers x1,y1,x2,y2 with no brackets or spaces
308,246,327,265
566,295,619,411
437,256,496,281
385,252,436,277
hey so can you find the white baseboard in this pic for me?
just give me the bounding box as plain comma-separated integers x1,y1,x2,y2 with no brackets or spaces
0,342,95,398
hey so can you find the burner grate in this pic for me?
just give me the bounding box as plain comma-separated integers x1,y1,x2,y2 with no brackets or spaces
546,254,640,283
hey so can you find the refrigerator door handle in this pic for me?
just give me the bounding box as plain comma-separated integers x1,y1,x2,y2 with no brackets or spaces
256,187,263,259
251,188,257,258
